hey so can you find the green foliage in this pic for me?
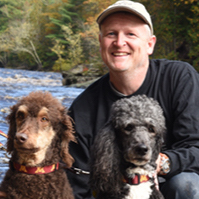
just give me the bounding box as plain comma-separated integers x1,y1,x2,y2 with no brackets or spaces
51,24,83,71
45,2,79,45
143,0,199,68
0,0,198,72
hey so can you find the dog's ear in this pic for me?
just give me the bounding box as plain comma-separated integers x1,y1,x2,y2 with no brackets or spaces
60,113,76,168
151,122,166,165
6,105,18,154
90,121,123,194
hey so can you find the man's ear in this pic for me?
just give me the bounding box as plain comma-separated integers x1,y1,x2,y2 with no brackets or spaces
98,33,101,42
147,35,156,55
99,33,102,52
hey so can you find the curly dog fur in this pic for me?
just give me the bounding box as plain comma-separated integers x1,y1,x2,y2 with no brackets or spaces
90,95,165,199
0,91,75,199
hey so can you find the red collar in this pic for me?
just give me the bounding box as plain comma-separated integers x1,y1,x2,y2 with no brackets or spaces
123,174,150,185
13,162,60,175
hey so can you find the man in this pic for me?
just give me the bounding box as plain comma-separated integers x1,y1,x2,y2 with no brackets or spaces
67,1,199,199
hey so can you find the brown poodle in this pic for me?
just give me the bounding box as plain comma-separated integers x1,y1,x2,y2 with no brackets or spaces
0,91,75,199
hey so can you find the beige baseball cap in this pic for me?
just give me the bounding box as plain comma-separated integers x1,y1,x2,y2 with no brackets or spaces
96,0,153,34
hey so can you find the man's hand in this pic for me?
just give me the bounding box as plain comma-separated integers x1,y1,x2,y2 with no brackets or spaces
154,154,162,190
156,153,161,173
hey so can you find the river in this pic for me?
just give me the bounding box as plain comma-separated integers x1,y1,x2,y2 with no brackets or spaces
0,68,84,183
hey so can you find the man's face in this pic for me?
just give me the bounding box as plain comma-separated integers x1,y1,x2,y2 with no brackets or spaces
99,12,156,73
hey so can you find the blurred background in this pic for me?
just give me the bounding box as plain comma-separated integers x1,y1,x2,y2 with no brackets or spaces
0,0,198,73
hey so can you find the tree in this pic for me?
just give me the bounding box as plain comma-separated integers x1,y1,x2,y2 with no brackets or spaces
0,0,25,32
0,0,60,69
0,0,26,67
45,1,79,44
187,0,199,69
51,24,83,71
0,21,42,69
0,0,198,72
78,0,117,70
142,0,199,69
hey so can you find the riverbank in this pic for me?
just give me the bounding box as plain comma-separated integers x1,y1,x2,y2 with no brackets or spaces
61,64,107,88
62,72,100,88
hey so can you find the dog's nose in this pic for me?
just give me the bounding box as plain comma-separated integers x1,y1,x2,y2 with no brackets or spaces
135,144,148,155
15,133,28,144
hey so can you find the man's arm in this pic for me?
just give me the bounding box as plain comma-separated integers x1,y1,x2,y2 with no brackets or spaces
160,63,199,179
66,105,95,199
66,140,95,199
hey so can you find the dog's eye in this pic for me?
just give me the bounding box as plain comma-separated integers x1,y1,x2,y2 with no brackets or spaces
148,126,155,133
124,124,134,131
41,117,49,122
16,112,25,120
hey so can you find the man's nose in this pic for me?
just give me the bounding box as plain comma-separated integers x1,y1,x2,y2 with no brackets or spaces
113,34,126,47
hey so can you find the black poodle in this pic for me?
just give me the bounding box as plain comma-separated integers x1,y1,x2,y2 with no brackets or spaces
90,95,165,199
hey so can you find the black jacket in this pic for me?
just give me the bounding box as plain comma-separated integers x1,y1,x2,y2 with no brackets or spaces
67,59,199,199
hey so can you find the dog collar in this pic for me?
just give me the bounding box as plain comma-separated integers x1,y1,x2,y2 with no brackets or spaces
13,162,60,175
123,174,150,185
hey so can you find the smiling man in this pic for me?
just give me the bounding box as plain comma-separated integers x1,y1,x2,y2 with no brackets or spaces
66,1,199,199
99,11,156,95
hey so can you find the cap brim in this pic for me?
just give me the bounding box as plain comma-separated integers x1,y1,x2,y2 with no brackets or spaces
96,5,153,34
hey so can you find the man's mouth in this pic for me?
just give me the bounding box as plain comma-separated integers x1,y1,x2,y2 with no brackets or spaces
112,52,129,56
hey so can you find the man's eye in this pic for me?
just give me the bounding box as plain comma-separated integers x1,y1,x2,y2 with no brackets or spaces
128,33,135,36
108,32,115,36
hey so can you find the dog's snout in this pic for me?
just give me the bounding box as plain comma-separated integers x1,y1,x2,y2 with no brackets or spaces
15,133,28,144
135,144,148,155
